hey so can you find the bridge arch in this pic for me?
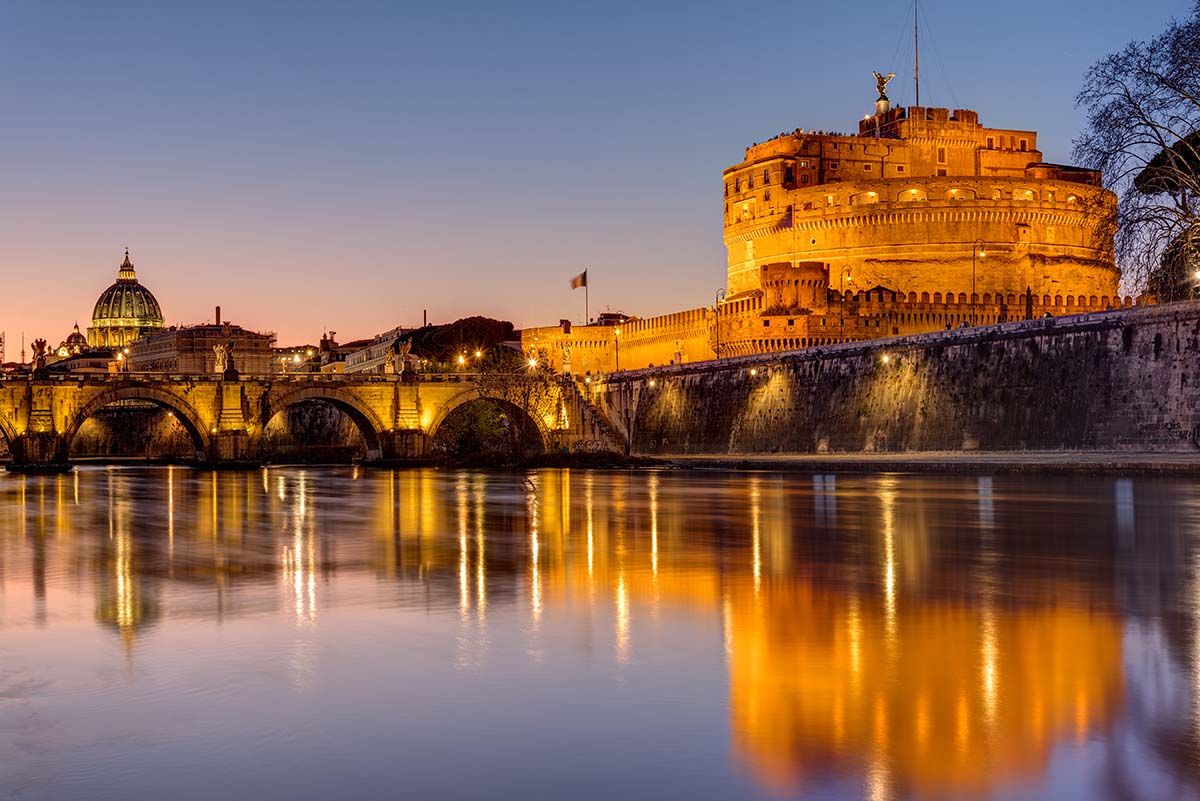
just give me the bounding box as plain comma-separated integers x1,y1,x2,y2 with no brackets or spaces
0,411,18,457
427,387,550,455
254,386,387,460
63,385,212,462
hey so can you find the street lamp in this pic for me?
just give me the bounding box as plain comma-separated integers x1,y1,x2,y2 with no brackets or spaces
715,288,726,359
972,239,986,325
613,327,621,372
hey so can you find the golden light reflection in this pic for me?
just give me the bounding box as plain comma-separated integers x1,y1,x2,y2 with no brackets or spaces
615,572,629,663
0,467,1136,801
529,477,542,627
750,476,761,596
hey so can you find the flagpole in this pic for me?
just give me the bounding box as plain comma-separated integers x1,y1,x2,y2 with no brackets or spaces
585,281,589,326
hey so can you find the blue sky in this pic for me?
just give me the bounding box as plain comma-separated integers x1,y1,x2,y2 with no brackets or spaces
0,0,1189,346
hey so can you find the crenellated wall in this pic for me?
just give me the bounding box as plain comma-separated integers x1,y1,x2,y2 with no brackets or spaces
581,303,1200,456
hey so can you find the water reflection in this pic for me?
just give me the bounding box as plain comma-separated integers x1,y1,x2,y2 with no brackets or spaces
1,468,1199,800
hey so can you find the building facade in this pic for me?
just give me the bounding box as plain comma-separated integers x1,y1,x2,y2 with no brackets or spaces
524,96,1134,373
88,250,166,349
344,326,411,374
128,321,276,374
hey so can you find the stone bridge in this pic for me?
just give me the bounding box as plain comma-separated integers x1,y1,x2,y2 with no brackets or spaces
0,372,617,470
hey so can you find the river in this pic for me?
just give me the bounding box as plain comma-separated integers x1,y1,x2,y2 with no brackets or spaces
1,466,1197,800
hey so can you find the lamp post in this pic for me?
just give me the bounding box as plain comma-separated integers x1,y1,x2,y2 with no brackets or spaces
614,327,621,372
971,239,986,326
715,288,726,359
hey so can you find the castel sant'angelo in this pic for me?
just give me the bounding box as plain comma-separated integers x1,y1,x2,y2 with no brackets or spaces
524,76,1134,373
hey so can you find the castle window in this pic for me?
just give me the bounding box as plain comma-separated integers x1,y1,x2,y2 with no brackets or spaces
764,189,771,201
863,164,872,171
788,319,794,326
725,183,729,197
799,161,809,168
785,166,795,184
986,137,995,149
1019,139,1028,151
826,195,834,206
829,162,839,170
801,174,810,185
937,168,947,176
749,174,755,188
896,165,905,173
735,177,741,192
763,320,770,327
937,147,947,163
763,169,770,184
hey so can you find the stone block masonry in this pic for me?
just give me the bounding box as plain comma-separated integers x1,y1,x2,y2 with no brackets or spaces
586,303,1200,456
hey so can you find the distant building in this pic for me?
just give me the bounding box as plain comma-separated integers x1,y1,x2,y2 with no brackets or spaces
273,344,320,373
129,312,276,374
87,250,166,349
344,326,411,374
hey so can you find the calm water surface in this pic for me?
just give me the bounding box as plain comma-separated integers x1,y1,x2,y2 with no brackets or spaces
2,466,1199,800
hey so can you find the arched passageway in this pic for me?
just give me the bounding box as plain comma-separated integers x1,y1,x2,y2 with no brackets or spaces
255,389,386,462
431,397,547,463
64,387,210,463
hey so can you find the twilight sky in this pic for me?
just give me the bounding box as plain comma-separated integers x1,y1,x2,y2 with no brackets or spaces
0,0,1188,348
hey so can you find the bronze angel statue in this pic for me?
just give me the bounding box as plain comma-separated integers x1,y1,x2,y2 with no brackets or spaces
872,71,896,101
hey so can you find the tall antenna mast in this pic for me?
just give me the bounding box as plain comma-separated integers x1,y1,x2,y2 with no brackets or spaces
914,0,920,105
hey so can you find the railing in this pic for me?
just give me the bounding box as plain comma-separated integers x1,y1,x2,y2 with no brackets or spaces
0,371,491,384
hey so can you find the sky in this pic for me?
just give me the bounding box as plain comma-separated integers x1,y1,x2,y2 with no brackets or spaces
0,0,1190,349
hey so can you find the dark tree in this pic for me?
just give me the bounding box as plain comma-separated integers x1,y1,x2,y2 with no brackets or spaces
1074,3,1200,297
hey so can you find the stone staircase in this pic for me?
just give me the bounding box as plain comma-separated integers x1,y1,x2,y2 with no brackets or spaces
562,377,627,455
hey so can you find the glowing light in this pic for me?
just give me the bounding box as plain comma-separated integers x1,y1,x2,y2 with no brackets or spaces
474,350,482,358
457,355,466,365
749,368,757,377
881,354,890,364
293,354,301,363
648,379,656,387
528,357,538,368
